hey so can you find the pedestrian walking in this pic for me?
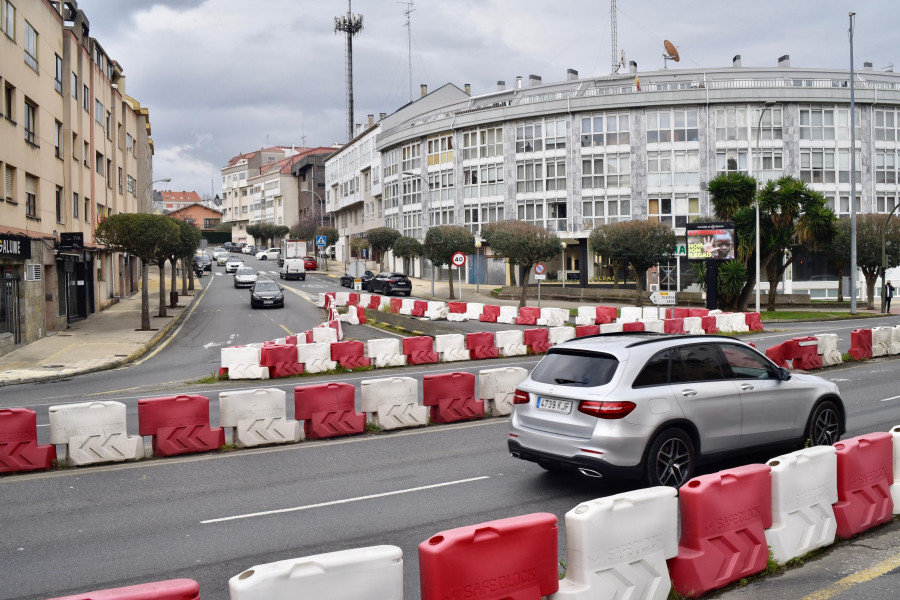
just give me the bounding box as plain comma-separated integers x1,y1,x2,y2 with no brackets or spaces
886,281,895,312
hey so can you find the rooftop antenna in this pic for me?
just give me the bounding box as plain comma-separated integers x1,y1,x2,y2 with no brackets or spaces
663,39,680,69
610,0,619,73
883,63,894,72
400,1,415,102
334,0,364,142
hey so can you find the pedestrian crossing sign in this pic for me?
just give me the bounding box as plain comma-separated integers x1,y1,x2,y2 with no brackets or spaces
316,235,326,246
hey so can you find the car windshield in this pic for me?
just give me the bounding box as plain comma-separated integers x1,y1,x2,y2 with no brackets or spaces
255,282,280,292
530,349,619,387
236,268,254,275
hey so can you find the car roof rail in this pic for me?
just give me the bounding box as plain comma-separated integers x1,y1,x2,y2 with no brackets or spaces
567,331,740,348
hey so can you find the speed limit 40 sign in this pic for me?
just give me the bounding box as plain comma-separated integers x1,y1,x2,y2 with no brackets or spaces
451,252,466,267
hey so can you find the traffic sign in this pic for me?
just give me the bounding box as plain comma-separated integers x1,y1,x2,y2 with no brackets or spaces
649,291,677,305
451,252,466,267
534,275,546,280
534,263,545,275
315,235,327,247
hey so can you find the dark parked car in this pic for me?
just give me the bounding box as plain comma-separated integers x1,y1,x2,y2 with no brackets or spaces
250,279,285,309
369,272,412,296
340,270,375,289
193,254,212,272
303,256,318,271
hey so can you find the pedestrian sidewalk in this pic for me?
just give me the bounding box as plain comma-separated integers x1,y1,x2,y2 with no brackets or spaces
0,267,199,386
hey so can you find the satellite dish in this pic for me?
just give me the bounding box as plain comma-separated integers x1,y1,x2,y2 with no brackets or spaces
663,40,680,68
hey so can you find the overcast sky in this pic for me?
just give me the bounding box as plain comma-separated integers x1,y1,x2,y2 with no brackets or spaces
75,0,899,199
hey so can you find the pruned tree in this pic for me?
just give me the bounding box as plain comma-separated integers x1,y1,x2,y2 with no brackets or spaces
587,223,629,289
481,220,562,308
823,218,852,303
290,218,319,243
366,227,401,270
591,220,676,305
850,214,900,309
95,213,180,330
172,219,202,298
392,236,424,275
424,225,475,300
350,237,370,261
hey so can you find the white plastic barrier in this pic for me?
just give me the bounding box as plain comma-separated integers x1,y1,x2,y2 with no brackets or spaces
497,305,518,324
892,425,900,514
434,334,470,362
447,304,467,322
335,292,350,307
365,338,407,367
424,301,447,320
714,313,732,333
890,326,900,355
642,306,661,321
464,302,485,321
297,342,337,373
360,377,428,430
552,487,679,600
683,316,704,335
548,326,576,346
219,388,302,448
379,296,393,310
538,307,569,327
317,293,328,308
495,329,527,357
221,346,269,380
619,306,642,323
600,322,624,334
728,312,750,333
479,367,528,416
642,320,665,333
399,298,417,316
872,326,891,357
229,545,404,600
764,446,838,563
817,333,842,367
359,293,372,308
310,327,338,344
575,306,597,326
48,401,143,466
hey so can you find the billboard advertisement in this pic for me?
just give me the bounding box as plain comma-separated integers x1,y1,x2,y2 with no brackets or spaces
685,222,736,261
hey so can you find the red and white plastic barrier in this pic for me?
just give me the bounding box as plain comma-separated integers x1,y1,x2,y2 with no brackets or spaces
0,408,56,473
478,367,528,416
294,382,365,440
49,401,143,466
365,338,407,368
495,329,528,357
138,394,225,457
360,376,428,431
434,333,470,362
219,388,303,447
833,432,894,539
297,342,337,373
422,372,483,423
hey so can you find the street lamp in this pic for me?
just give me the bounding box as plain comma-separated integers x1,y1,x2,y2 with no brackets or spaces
754,101,775,314
475,240,482,293
880,202,900,312
142,177,171,213
560,241,567,287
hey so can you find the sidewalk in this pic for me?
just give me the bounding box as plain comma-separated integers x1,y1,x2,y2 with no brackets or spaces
0,267,198,386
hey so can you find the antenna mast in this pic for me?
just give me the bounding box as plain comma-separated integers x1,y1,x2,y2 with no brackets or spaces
334,1,364,142
611,0,619,73
401,2,415,102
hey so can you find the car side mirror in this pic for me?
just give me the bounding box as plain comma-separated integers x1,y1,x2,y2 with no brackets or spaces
779,367,792,381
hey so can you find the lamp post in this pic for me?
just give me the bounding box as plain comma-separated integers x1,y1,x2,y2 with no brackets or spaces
142,177,172,213
560,241,567,287
754,101,775,314
880,202,900,312
475,240,482,293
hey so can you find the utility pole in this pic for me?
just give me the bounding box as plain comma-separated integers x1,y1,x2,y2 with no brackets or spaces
849,11,858,314
401,1,415,102
334,1,364,142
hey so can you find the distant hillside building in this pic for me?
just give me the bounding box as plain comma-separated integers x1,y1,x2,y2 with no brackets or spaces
157,190,202,213
165,203,222,231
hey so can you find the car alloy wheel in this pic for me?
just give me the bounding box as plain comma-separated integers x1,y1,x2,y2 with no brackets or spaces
646,429,694,488
807,401,841,446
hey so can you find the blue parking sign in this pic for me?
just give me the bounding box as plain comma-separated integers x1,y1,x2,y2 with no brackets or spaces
316,235,326,246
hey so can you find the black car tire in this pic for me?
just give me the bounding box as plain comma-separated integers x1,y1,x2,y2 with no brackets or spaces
403,291,411,297
300,275,306,281
805,400,842,447
644,428,695,488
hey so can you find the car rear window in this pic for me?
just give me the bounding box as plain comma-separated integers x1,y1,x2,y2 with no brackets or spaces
530,349,618,387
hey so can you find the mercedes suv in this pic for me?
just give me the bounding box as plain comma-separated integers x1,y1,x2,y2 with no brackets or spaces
508,333,845,488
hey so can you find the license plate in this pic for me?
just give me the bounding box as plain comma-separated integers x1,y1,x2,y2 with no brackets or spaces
536,397,572,414
264,300,273,305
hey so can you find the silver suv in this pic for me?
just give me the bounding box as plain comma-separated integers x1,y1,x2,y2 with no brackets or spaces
508,333,845,487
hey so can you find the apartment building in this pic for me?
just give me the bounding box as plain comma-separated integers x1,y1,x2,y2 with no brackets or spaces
0,0,156,356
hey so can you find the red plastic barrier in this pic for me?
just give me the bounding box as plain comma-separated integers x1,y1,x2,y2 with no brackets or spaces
666,307,690,319
285,335,298,345
260,343,303,378
480,305,500,323
833,432,894,539
448,302,467,314
516,306,541,325
785,336,822,370
668,464,773,598
355,305,367,324
218,367,228,377
330,340,371,369
403,336,439,365
467,332,499,360
664,318,685,334
367,295,382,310
412,300,428,317
596,306,618,324
389,298,403,313
348,292,359,306
294,382,365,440
623,321,644,332
689,308,710,318
701,316,718,333
303,330,314,343
422,372,484,423
765,342,790,369
849,328,873,360
575,324,600,337
0,408,56,474
47,579,200,600
745,312,763,331
419,513,559,600
524,328,551,354
138,394,225,457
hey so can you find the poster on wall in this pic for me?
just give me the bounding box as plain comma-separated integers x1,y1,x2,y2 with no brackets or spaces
685,222,736,261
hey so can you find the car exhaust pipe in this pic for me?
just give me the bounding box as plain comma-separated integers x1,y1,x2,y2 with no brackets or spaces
578,468,603,478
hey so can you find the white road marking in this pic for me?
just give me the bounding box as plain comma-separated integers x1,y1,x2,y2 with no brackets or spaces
201,475,491,524
202,342,221,349
880,395,900,402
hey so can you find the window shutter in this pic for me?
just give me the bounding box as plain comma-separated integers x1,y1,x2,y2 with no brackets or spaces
26,264,43,281
4,166,11,199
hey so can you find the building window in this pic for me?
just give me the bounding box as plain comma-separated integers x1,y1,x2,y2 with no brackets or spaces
875,108,899,142
118,167,123,193
55,54,63,93
715,107,749,142
4,163,15,202
545,159,566,191
95,100,103,123
581,112,631,147
517,198,544,226
876,149,896,184
23,99,36,144
647,151,672,186
72,72,78,99
516,160,544,193
674,194,701,228
107,159,112,188
583,194,631,228
753,106,783,140
427,169,454,203
24,20,37,71
2,1,15,41
799,107,835,141
716,149,748,175
401,209,421,238
800,149,835,183
84,196,89,221
55,120,62,157
126,133,133,152
546,201,567,232
462,164,502,198
4,81,15,123
673,150,700,185
73,192,79,219
876,196,899,214
96,151,103,175
480,126,503,158
83,84,89,111
426,133,454,166
106,111,112,139
515,120,543,153
648,196,674,227
25,173,37,218
430,206,455,227
56,185,63,223
648,108,698,143
401,176,421,206
84,141,89,167
758,149,784,182
400,141,421,172
545,117,566,150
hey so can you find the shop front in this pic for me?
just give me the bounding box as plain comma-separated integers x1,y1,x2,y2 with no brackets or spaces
0,233,31,352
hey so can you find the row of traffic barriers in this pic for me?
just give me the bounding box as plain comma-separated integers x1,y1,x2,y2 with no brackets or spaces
48,427,900,599
320,291,765,334
0,368,528,473
765,327,900,370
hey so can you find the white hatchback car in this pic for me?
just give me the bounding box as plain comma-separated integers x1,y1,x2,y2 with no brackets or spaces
255,248,280,261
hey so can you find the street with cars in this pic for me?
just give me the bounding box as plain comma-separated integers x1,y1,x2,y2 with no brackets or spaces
1,256,900,599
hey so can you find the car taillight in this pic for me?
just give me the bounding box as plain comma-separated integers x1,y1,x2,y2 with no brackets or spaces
578,401,636,419
513,389,530,405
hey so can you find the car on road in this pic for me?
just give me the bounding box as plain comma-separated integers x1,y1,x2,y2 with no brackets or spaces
216,254,228,266
507,332,845,488
250,279,285,308
303,256,318,271
279,258,306,281
211,247,229,261
233,266,258,288
255,247,281,261
193,254,212,272
340,270,375,289
242,245,257,255
368,272,412,296
225,256,244,273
